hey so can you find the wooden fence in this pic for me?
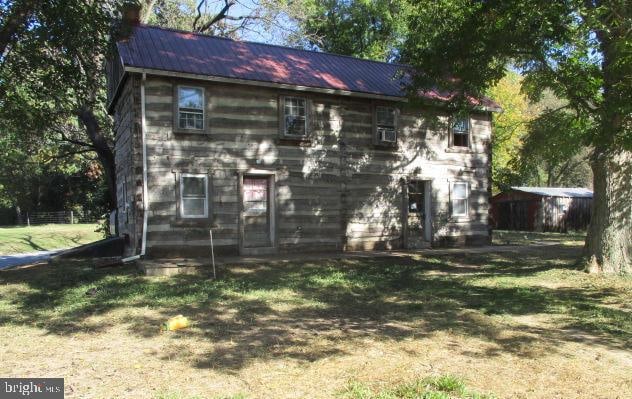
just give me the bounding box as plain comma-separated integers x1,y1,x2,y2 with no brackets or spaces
17,211,100,226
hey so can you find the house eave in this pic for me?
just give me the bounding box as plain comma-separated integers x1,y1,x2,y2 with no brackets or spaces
109,65,502,113
124,66,409,103
106,72,128,115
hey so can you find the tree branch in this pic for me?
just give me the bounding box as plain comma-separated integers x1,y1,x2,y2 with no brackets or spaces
43,148,96,163
535,55,600,113
51,126,97,149
76,106,117,209
55,135,96,149
194,0,237,34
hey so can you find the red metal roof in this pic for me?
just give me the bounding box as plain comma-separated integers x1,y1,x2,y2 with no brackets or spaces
117,25,500,110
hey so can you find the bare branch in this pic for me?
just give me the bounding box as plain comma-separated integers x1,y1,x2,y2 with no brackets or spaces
194,0,239,34
193,0,206,31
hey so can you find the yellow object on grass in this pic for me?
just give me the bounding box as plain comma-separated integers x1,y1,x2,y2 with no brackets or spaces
161,315,190,331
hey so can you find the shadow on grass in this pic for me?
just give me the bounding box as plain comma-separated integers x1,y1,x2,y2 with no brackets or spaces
20,235,47,252
0,245,629,372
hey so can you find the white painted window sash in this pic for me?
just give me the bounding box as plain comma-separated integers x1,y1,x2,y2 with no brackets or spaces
180,173,209,219
177,86,205,131
283,96,308,136
451,181,469,217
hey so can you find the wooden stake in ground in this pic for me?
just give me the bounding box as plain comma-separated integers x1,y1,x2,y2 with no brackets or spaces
210,229,216,279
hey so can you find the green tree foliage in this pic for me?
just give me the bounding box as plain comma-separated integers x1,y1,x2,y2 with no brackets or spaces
402,0,631,274
517,90,594,188
0,0,118,209
488,74,593,190
0,128,108,224
299,0,410,61
145,0,200,30
518,109,594,188
0,0,298,221
486,72,533,191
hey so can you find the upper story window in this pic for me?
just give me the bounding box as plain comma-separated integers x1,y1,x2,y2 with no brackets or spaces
451,181,469,217
283,96,308,137
177,86,204,131
180,173,208,218
451,115,470,147
375,106,397,144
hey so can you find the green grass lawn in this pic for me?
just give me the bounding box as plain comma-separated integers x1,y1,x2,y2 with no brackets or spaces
344,375,495,399
0,223,102,255
0,239,630,398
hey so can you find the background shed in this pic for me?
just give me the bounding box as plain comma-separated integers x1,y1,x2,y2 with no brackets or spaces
491,187,593,232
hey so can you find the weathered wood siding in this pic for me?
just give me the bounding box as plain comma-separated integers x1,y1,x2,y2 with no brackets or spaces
131,75,492,258
541,196,592,231
113,75,142,256
491,191,592,232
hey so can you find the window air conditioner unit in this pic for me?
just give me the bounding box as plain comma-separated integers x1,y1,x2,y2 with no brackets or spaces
378,127,396,143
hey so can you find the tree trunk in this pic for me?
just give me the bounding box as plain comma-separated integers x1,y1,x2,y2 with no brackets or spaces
584,148,632,275
77,108,117,210
0,0,38,57
585,1,631,275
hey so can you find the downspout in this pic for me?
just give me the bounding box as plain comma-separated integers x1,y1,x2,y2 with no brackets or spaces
123,72,149,263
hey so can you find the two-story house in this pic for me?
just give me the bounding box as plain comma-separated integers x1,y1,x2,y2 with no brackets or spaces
106,24,500,261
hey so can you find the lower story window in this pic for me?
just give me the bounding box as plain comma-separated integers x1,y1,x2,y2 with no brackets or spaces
451,182,469,217
180,174,208,218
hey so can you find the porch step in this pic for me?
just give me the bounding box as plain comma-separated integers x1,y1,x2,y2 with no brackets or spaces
138,259,210,276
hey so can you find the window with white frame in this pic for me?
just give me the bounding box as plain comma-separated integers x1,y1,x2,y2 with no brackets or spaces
451,182,469,217
283,97,307,136
180,174,208,218
177,86,204,130
451,115,469,147
376,106,397,143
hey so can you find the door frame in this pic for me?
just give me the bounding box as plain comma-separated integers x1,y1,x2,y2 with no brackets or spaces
238,169,278,256
402,178,433,248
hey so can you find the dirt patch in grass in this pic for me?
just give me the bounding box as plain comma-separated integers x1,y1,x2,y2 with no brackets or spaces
0,244,630,398
0,224,102,255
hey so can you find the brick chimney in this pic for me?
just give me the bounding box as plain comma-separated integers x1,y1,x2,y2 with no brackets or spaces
116,2,142,41
122,2,141,27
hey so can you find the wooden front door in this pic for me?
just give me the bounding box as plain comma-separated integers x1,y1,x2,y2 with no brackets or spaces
242,176,272,249
406,180,430,248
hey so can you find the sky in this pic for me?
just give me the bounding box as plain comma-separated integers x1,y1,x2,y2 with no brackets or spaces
195,0,300,45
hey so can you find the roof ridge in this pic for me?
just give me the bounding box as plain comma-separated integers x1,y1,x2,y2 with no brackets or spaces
136,24,410,69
